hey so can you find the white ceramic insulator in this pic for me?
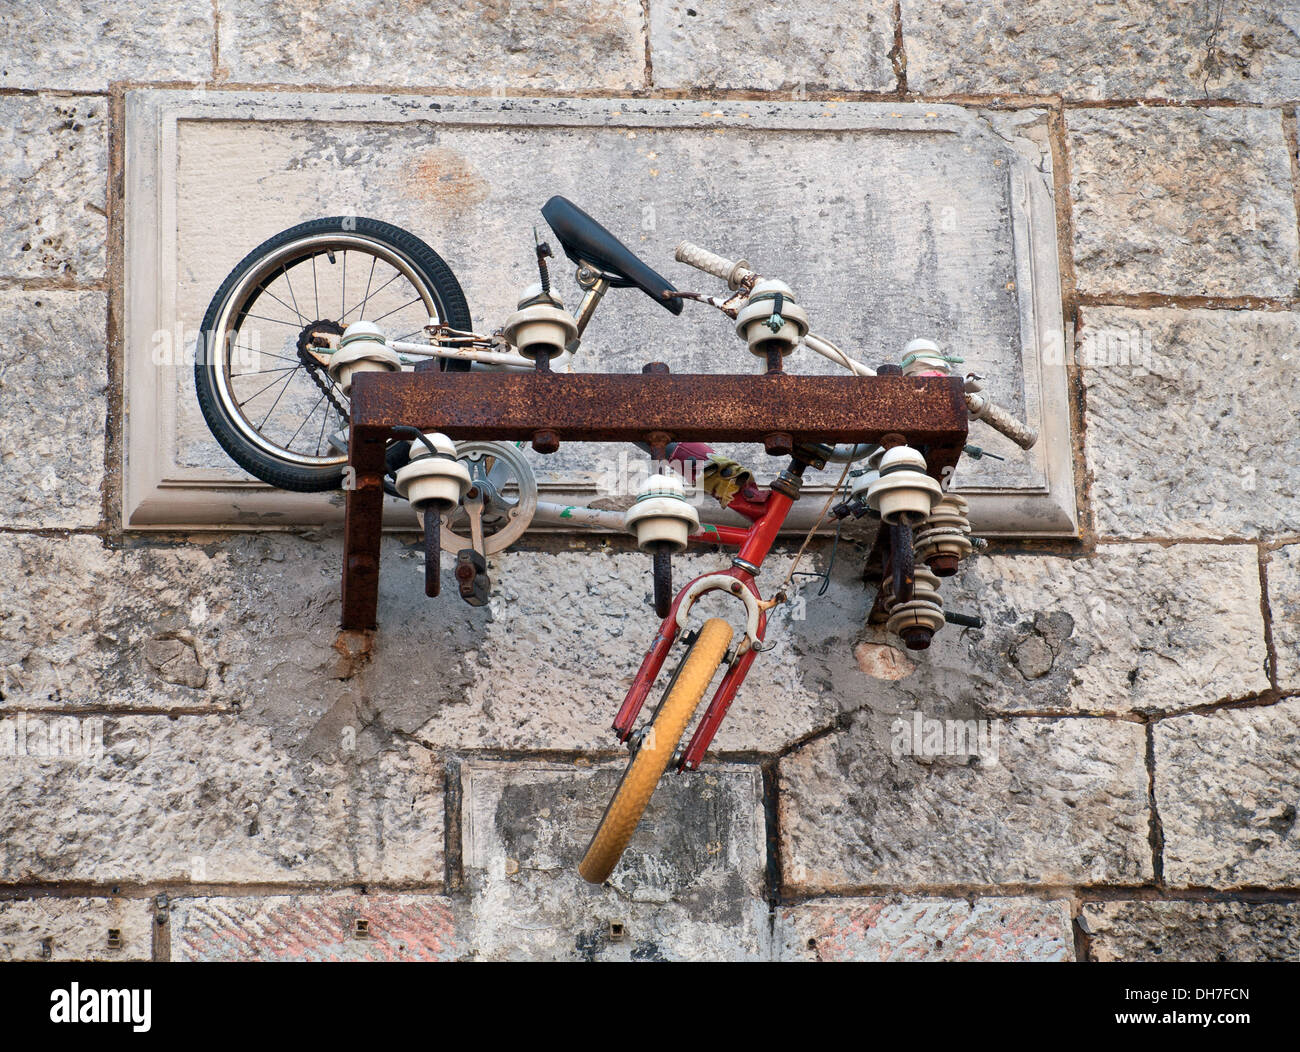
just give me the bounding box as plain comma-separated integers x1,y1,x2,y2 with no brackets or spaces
900,337,951,377
915,493,973,563
866,446,943,524
405,432,458,461
886,567,946,639
850,469,879,504
623,473,700,553
394,455,471,513
502,300,578,360
735,279,809,357
327,344,402,396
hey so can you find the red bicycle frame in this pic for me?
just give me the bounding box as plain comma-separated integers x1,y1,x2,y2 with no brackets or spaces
610,474,798,772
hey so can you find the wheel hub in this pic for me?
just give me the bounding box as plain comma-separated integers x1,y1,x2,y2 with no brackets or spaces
296,318,345,361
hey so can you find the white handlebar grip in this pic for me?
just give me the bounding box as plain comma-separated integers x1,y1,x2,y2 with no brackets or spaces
674,241,755,289
966,393,1039,450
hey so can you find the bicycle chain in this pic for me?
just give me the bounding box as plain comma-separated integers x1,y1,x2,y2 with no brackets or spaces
297,347,351,424
295,321,350,426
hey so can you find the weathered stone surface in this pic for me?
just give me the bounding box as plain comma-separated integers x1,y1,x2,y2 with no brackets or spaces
459,759,769,960
1083,900,1300,961
780,712,1152,888
0,2,212,90
217,0,645,90
1068,108,1299,298
1270,544,1300,692
0,534,348,712
0,715,443,884
1078,307,1300,539
0,96,106,281
902,1,1300,102
649,0,896,91
0,530,834,747
776,896,1074,961
845,545,1267,719
407,547,837,754
171,893,459,961
0,897,151,961
0,291,106,528
1155,698,1300,888
16,537,1247,763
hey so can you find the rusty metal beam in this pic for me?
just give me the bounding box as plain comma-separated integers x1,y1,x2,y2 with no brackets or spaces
341,370,968,630
348,371,968,447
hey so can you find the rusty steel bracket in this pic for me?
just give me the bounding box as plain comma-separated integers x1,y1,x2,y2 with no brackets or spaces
341,370,967,630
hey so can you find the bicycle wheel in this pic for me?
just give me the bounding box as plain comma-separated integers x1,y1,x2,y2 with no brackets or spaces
578,617,733,884
194,216,472,492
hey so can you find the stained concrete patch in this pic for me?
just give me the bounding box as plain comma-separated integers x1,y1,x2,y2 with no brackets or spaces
459,759,769,960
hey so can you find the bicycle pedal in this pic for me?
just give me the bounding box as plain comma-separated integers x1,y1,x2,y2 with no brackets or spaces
455,548,491,606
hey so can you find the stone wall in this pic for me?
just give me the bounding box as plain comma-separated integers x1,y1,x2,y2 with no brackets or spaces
1,1,1298,961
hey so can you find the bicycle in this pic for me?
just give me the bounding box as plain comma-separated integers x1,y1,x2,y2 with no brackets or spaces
195,197,1038,883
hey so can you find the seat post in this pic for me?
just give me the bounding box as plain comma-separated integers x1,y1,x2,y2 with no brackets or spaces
570,270,610,344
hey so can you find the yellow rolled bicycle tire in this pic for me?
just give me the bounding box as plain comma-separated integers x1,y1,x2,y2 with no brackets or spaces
577,617,734,884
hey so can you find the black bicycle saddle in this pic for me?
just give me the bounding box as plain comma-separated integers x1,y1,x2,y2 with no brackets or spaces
541,196,683,315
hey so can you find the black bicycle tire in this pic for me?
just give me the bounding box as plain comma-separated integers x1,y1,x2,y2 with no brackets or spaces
194,216,472,492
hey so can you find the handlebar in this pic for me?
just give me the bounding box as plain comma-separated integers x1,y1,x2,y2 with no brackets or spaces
674,241,1038,452
965,391,1038,450
674,241,757,289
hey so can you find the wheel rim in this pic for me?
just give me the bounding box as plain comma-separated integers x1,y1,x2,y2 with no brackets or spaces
208,232,448,469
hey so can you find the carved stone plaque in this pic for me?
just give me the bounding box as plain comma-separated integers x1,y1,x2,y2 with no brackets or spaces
125,91,1075,535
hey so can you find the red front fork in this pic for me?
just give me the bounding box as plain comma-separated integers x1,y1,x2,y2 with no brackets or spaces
611,488,792,770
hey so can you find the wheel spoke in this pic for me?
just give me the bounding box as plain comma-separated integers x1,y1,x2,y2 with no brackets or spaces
241,312,301,329
340,269,401,322
369,296,424,325
286,393,327,449
256,370,298,430
254,283,305,325
314,395,331,456
237,367,300,408
230,364,298,379
357,255,378,320
281,264,304,323
238,349,306,366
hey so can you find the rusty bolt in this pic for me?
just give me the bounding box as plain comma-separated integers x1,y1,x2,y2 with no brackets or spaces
927,553,960,577
531,429,560,454
763,431,794,457
645,429,672,462
899,626,934,650
879,432,907,450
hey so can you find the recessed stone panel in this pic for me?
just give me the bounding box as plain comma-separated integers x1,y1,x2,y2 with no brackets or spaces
125,92,1074,535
